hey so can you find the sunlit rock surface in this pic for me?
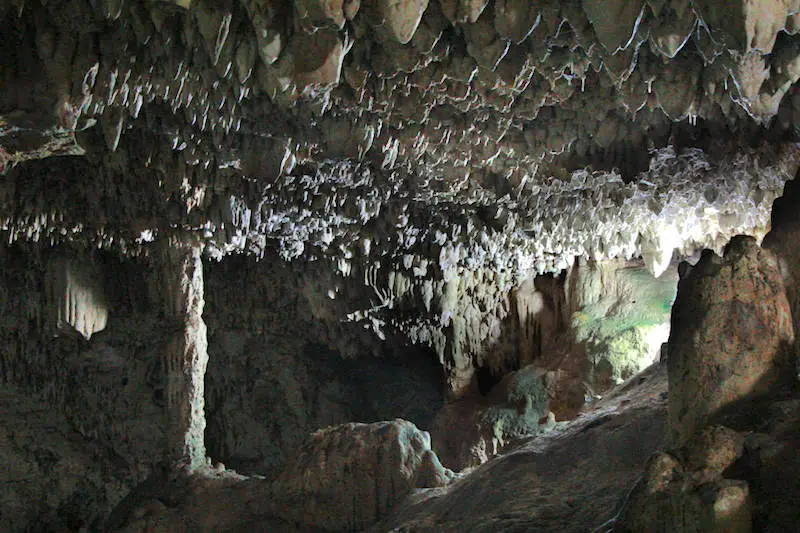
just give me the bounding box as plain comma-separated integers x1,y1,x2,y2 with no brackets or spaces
668,235,795,446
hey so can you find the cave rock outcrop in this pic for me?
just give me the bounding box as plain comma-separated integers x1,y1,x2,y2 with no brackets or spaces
431,363,557,470
763,176,800,379
273,419,453,531
668,235,795,446
45,255,108,340
110,419,451,532
619,425,751,533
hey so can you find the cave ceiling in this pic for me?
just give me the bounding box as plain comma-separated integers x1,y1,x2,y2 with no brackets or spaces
2,0,799,251
2,0,800,370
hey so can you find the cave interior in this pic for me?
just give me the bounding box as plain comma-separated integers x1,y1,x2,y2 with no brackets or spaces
0,0,799,532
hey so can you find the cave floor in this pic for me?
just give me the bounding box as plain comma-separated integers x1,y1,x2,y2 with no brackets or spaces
0,362,668,533
373,363,668,533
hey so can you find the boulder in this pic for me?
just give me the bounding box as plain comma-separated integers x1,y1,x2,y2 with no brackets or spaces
668,235,794,446
273,419,452,531
619,425,751,533
109,419,451,532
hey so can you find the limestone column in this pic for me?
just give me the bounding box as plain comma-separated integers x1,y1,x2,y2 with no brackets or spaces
158,236,208,471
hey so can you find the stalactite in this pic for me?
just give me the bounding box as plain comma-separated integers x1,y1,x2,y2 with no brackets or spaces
45,255,108,340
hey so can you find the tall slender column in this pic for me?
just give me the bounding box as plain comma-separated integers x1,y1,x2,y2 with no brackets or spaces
159,236,208,471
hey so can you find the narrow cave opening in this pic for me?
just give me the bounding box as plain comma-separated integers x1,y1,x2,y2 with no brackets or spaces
573,258,678,396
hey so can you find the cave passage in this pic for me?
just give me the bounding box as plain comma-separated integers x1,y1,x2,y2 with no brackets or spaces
2,0,800,531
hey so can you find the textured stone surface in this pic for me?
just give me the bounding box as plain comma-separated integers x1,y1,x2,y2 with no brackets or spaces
0,384,130,532
668,235,795,446
158,237,209,470
618,425,753,533
45,255,109,340
274,419,452,531
0,245,169,491
763,176,800,378
569,258,675,393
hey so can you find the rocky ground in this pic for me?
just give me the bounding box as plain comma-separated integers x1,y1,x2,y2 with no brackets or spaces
3,353,797,532
84,360,666,533
372,361,669,533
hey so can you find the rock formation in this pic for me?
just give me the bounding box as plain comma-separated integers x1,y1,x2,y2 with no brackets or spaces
2,0,800,531
158,236,209,470
45,255,109,340
274,419,452,531
3,0,800,402
107,419,452,532
614,193,800,532
619,426,752,533
667,235,795,446
763,176,800,378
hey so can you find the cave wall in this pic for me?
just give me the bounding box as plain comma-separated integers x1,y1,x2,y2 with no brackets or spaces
0,241,449,513
763,176,800,378
0,244,168,530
